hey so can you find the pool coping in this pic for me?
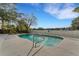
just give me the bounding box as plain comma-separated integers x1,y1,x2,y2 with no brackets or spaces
18,33,64,40
1,34,79,56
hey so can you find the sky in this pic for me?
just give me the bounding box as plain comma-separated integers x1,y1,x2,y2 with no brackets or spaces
16,3,79,28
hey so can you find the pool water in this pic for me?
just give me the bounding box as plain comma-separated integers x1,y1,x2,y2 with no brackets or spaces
19,34,63,47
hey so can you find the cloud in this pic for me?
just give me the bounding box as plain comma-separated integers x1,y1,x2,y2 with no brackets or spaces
30,3,40,6
58,8,79,19
44,3,79,19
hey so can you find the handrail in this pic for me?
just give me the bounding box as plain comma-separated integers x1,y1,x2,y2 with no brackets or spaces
27,35,45,56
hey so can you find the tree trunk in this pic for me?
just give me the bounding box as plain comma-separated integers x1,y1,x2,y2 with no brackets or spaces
1,19,4,33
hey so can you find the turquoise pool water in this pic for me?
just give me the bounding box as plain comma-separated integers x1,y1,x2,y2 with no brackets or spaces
19,34,63,47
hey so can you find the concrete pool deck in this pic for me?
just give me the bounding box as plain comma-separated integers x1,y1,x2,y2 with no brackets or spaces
0,31,79,56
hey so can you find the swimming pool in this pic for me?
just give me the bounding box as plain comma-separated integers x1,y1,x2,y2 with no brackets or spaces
19,34,63,47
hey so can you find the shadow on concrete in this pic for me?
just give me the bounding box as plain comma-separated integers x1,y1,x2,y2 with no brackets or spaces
32,46,44,56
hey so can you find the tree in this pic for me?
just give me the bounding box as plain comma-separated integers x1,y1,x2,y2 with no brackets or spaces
17,19,28,32
0,3,17,33
0,4,37,33
26,14,37,28
15,13,28,33
17,14,37,32
73,7,79,12
71,7,79,30
72,17,79,30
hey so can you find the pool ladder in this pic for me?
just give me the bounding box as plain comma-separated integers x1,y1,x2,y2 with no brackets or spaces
27,35,45,56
